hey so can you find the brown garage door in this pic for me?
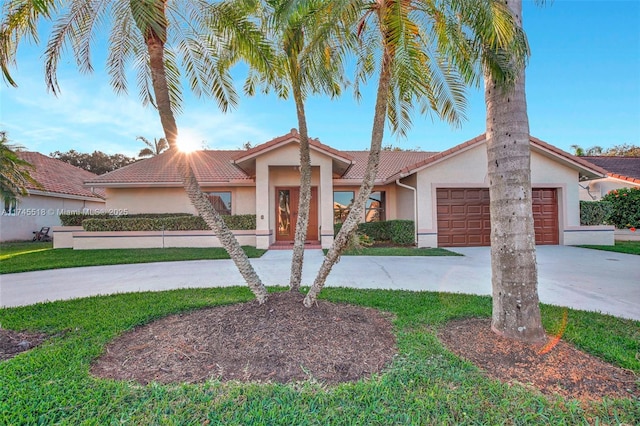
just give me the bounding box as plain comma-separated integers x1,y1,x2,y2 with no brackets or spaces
436,188,558,247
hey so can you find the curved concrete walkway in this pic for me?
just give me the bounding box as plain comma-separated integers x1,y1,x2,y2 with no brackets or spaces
1,246,638,321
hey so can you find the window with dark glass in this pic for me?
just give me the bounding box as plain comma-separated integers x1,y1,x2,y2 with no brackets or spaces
206,192,231,215
365,191,385,222
3,197,17,215
333,191,354,224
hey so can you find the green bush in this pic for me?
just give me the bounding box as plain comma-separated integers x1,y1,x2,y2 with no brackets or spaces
222,214,256,230
334,220,415,245
60,213,111,226
601,187,640,229
60,212,193,226
82,214,256,231
386,220,415,245
579,201,613,226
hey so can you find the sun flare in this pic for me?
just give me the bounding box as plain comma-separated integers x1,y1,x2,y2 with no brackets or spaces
176,137,200,153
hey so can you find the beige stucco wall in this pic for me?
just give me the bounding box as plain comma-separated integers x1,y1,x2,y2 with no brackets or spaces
105,186,257,216
105,187,195,215
70,230,255,249
0,194,104,242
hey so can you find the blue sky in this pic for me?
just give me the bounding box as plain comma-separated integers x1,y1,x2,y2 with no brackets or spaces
1,0,638,157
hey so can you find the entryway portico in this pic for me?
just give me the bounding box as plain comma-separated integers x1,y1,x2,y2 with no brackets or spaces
232,129,353,249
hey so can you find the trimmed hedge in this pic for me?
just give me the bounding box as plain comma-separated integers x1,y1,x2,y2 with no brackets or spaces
81,214,256,231
334,220,415,245
60,212,193,226
579,201,613,226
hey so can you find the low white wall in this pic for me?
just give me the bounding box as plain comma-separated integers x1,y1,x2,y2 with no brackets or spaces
563,226,615,246
52,226,83,248
54,228,256,250
615,229,640,242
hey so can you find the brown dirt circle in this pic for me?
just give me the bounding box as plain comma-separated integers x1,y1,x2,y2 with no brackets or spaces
3,294,638,402
438,317,639,401
90,291,398,385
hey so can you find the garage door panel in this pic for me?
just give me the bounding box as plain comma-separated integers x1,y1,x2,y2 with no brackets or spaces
437,188,558,247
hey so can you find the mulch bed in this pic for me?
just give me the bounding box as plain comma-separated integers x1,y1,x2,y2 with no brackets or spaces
438,317,639,401
0,329,48,361
90,291,398,385
3,298,638,403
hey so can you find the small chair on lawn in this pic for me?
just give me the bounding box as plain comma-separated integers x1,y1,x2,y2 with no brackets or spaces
32,227,52,242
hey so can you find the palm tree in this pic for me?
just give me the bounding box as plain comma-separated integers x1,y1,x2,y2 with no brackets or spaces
571,144,585,156
1,0,272,303
304,0,526,306
136,136,168,158
0,131,39,201
246,1,352,291
483,0,546,342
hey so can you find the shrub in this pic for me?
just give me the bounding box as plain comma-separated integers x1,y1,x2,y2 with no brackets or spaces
601,187,640,229
333,220,415,245
81,214,256,231
60,213,111,226
60,212,193,226
579,201,613,226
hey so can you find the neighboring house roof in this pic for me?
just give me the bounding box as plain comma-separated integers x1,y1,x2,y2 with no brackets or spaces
580,156,640,184
85,131,603,188
17,152,105,200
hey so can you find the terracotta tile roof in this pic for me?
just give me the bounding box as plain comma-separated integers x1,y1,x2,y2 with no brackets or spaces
581,156,640,183
85,132,604,187
528,136,608,176
387,134,486,181
86,150,252,185
232,128,354,163
17,152,105,199
341,150,435,181
385,134,607,183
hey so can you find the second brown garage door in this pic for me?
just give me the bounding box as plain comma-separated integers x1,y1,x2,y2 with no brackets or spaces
436,188,558,247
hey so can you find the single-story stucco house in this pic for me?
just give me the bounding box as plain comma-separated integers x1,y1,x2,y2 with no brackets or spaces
0,152,106,242
578,156,640,201
82,129,611,249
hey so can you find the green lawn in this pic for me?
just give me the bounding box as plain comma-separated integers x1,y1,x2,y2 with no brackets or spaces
339,246,461,256
0,242,266,274
578,240,640,255
0,287,637,424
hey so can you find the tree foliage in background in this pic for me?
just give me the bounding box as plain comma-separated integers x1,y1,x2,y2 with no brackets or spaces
137,136,168,158
50,150,136,175
0,131,40,199
572,144,640,157
601,187,640,229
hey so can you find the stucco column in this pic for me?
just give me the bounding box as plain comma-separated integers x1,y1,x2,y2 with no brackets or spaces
255,160,271,249
320,158,334,248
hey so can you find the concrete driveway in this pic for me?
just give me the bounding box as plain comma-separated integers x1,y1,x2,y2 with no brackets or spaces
1,246,638,321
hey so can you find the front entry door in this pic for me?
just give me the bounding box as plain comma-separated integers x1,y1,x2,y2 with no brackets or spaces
276,187,318,242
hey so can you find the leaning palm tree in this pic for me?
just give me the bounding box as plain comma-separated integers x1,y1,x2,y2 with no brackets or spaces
1,0,272,303
246,0,353,290
304,0,528,306
0,131,39,200
136,136,168,158
483,0,546,342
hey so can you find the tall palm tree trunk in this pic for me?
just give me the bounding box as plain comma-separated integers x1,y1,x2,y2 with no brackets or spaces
304,49,392,307
289,84,312,291
484,0,545,342
144,9,267,304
